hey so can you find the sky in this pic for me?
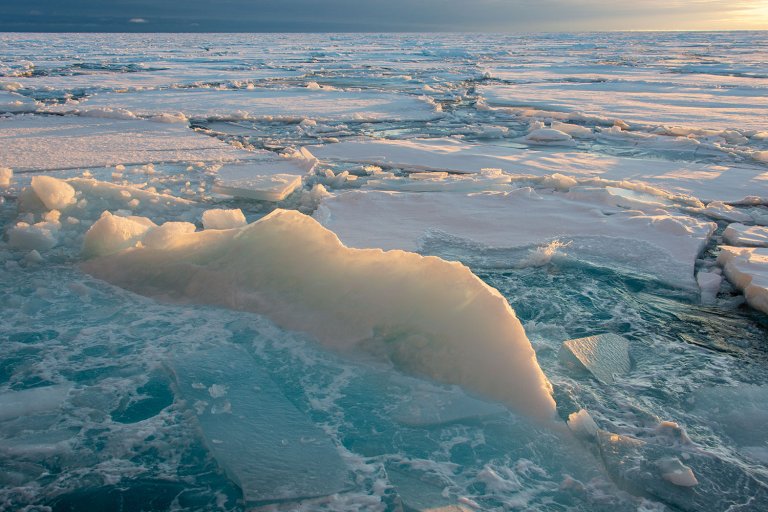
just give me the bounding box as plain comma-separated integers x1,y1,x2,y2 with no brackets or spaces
0,0,767,32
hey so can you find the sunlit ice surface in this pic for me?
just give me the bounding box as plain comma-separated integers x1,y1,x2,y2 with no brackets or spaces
1,32,768,511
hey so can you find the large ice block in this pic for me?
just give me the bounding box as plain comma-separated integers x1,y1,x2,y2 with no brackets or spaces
167,346,351,504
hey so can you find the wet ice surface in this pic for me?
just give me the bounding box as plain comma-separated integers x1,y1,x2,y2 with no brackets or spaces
1,32,768,511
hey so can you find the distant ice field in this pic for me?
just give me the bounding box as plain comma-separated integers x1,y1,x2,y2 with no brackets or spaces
1,32,768,512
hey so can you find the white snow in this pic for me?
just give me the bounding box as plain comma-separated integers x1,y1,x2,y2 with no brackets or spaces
723,223,768,247
717,246,768,315
202,208,247,230
559,334,631,384
305,138,768,203
82,209,557,422
49,88,442,122
315,190,715,289
0,115,252,172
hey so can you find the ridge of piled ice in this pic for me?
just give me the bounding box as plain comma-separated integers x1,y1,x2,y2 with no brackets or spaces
81,209,556,421
723,223,768,247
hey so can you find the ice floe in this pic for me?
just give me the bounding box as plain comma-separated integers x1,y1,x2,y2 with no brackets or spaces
49,87,443,122
315,189,715,289
0,115,251,171
717,246,768,314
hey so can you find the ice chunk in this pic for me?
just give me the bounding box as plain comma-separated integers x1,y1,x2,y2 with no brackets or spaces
559,334,631,384
201,209,247,230
723,223,768,248
315,190,715,289
213,159,308,202
0,115,251,172
524,128,575,145
142,222,197,250
8,221,59,251
168,346,350,504
696,271,722,304
717,246,768,314
567,409,599,441
551,121,594,139
30,176,76,210
0,167,12,187
82,211,156,258
0,384,71,422
657,458,698,487
50,87,442,122
83,209,557,421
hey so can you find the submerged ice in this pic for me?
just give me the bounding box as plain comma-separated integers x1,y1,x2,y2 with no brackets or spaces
1,31,768,512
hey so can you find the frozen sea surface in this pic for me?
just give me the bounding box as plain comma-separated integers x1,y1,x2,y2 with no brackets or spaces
1,32,768,511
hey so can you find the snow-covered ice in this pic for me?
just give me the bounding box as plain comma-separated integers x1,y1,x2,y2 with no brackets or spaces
717,246,768,314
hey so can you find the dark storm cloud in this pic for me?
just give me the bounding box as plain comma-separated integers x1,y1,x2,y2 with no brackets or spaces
0,0,759,32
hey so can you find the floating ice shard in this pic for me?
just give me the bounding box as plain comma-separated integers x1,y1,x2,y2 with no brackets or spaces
558,334,631,384
168,346,351,504
392,388,507,427
0,384,72,422
83,209,556,421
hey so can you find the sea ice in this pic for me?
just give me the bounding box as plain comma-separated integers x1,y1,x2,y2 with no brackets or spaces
0,90,37,113
0,115,251,172
50,87,442,122
168,346,350,504
558,334,631,384
315,190,715,289
82,209,557,421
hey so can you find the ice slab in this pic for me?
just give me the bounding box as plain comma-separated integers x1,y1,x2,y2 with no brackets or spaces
306,138,768,202
596,431,768,512
0,384,71,422
723,223,768,248
315,190,715,289
0,115,251,172
213,158,309,202
479,81,768,131
83,208,556,421
717,246,768,315
50,88,442,122
558,334,631,384
392,388,507,427
0,90,37,113
168,346,351,504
